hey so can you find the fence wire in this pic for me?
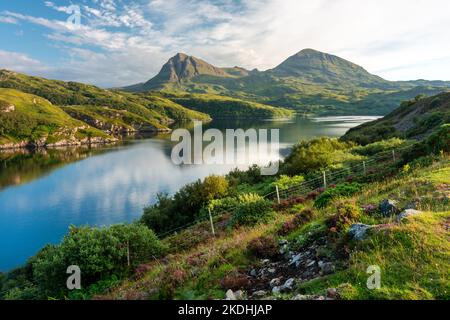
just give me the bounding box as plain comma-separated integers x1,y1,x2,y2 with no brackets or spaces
159,146,408,239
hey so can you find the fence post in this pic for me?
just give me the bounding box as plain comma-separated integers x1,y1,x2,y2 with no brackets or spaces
275,185,281,204
392,150,396,162
363,161,366,175
323,171,327,189
208,208,215,237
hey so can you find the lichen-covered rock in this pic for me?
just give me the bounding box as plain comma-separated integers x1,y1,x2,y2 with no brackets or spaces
379,199,399,216
348,223,372,240
396,209,423,222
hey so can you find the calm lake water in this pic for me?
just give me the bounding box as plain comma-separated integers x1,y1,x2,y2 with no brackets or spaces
0,116,378,271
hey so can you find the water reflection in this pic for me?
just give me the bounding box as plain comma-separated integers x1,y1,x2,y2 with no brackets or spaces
0,116,377,270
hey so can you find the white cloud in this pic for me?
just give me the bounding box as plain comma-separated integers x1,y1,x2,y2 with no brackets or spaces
0,16,18,24
2,0,450,86
0,50,49,74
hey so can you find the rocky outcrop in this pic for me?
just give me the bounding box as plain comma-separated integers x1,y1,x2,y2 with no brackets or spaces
396,209,423,222
348,223,373,241
379,199,399,216
0,103,15,112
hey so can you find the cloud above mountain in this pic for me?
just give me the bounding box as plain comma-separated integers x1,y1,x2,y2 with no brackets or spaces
1,0,450,87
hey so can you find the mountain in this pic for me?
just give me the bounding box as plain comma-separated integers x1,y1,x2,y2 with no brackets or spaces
342,92,450,145
269,49,389,87
122,49,450,116
141,53,232,91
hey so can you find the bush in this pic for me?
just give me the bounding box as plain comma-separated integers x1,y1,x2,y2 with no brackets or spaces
141,175,229,235
352,138,405,156
314,183,363,208
273,175,304,191
30,223,166,297
229,193,274,227
220,274,251,290
282,138,354,175
247,235,279,259
226,164,264,186
326,201,361,233
278,209,315,235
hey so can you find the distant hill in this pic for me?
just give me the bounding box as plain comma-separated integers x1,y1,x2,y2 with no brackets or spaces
0,69,295,148
341,92,450,145
122,49,450,116
268,48,389,88
0,88,113,148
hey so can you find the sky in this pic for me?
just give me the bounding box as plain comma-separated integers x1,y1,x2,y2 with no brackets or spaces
0,0,450,87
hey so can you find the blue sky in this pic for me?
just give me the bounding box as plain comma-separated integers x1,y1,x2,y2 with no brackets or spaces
1,0,450,87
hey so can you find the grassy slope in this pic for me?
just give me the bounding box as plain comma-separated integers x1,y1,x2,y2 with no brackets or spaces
163,93,295,119
0,88,110,147
342,92,450,145
0,70,211,131
103,153,449,300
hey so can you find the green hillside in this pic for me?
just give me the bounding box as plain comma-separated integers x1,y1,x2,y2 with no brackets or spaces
0,69,211,130
2,111,448,300
123,49,450,116
165,93,295,119
342,92,450,145
0,88,112,148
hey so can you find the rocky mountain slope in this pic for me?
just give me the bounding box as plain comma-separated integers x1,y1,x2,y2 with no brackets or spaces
123,49,450,116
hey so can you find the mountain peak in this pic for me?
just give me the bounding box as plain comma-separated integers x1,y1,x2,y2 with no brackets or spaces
271,48,386,86
143,53,229,90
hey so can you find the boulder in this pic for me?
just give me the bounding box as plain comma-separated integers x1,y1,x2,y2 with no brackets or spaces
326,288,337,299
225,289,236,300
379,199,399,216
269,277,282,288
396,209,423,222
319,262,335,275
281,278,295,291
252,290,267,298
349,223,372,241
0,103,15,113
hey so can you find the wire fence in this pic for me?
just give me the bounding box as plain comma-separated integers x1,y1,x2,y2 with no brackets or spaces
159,145,412,239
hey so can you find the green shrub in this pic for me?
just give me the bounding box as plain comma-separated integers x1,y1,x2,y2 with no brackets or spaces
30,223,166,297
325,201,361,233
229,193,274,227
141,175,229,235
314,183,363,208
282,138,354,175
273,174,304,191
352,138,405,156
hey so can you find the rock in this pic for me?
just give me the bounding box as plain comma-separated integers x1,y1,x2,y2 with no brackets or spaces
319,262,335,275
279,244,289,255
268,268,276,274
279,239,288,246
250,269,258,277
396,209,423,222
315,296,326,300
292,294,314,300
261,259,271,265
326,288,337,298
0,103,15,113
270,277,282,288
348,223,372,241
225,289,236,300
379,199,399,216
252,290,267,298
289,253,303,267
234,290,245,300
281,278,295,291
272,286,281,294
306,259,316,268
